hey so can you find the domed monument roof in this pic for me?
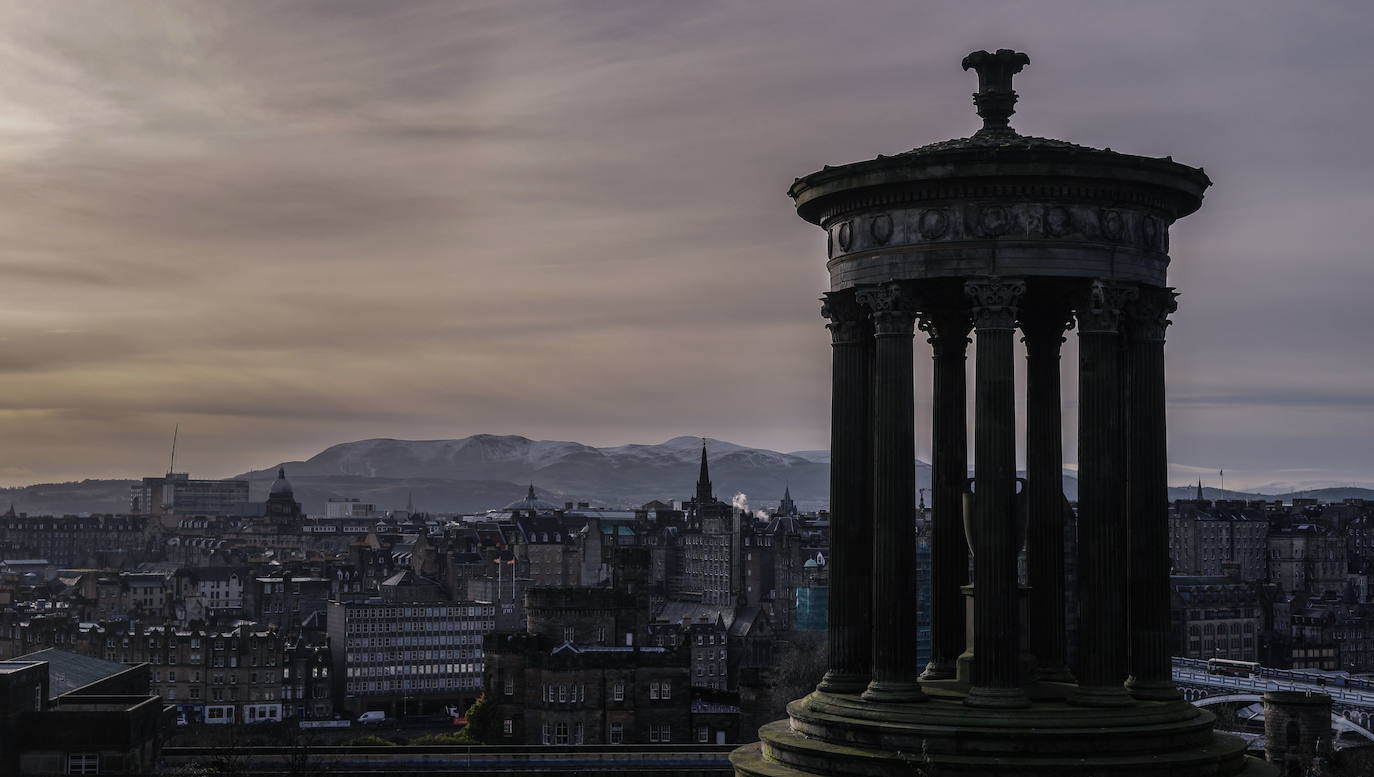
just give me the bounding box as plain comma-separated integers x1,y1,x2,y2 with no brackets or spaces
504,484,559,513
787,50,1210,295
269,466,293,496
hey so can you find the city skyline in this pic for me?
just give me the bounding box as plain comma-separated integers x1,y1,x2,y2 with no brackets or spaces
2,2,1372,490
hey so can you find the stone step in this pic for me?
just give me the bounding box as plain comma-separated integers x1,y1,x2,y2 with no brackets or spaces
752,718,1262,777
786,699,1218,757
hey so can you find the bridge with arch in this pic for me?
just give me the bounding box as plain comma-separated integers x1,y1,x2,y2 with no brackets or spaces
1173,657,1374,740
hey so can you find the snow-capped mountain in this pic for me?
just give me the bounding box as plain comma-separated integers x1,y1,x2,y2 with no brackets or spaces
235,434,834,512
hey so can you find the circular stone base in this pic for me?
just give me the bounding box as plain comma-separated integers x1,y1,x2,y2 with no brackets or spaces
730,691,1278,777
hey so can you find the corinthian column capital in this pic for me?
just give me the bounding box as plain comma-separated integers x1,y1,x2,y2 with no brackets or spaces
1075,280,1137,334
964,277,1025,331
918,308,973,358
821,291,871,345
1123,286,1178,344
856,283,917,336
1017,297,1074,355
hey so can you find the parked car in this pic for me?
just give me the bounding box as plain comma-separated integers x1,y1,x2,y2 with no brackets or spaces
357,710,386,726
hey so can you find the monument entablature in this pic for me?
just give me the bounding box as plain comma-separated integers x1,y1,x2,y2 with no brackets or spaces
796,153,1210,289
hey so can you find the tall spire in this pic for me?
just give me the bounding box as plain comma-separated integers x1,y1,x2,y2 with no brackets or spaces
779,482,797,516
696,439,713,503
1196,479,1204,501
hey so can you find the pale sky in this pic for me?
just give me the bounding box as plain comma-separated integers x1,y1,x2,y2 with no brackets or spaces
0,1,1371,491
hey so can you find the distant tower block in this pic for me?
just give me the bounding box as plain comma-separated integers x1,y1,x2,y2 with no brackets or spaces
731,50,1275,777
1263,691,1332,777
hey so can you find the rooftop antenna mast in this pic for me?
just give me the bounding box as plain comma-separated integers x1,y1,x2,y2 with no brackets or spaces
168,424,179,476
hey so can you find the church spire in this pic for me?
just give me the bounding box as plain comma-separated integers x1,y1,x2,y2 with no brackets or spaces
779,482,797,516
696,439,713,503
1196,479,1204,501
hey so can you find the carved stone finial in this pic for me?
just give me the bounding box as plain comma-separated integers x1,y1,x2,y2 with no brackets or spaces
961,49,1030,137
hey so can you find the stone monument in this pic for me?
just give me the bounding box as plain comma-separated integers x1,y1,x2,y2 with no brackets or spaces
1263,691,1332,777
731,50,1275,777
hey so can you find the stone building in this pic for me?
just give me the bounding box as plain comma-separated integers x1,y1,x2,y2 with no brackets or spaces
510,510,575,587
741,515,808,632
0,651,168,775
282,640,334,721
0,616,332,723
483,631,692,745
174,566,248,624
1171,575,1262,661
483,583,722,745
249,571,331,631
680,445,742,606
0,512,148,567
525,587,644,647
1269,525,1346,597
1169,502,1270,581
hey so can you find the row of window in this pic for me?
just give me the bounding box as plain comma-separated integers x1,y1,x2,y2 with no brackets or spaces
345,635,482,649
348,649,479,663
345,677,481,693
347,662,482,678
343,606,495,619
345,619,493,634
541,721,584,744
535,721,672,744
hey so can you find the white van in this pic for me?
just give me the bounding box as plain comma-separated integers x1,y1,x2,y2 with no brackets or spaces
357,710,386,726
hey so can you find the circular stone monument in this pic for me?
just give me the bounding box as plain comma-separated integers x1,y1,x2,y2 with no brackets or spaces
730,50,1274,777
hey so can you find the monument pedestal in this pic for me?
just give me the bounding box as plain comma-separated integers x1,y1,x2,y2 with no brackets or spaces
732,691,1276,777
954,584,1038,687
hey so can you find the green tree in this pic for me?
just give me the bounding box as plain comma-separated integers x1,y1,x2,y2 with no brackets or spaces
462,694,499,744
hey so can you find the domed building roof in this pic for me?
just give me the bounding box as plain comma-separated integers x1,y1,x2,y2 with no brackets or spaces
269,466,293,496
504,484,559,513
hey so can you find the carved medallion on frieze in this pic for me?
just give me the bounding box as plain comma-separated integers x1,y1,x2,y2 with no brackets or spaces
1100,209,1124,241
918,208,949,240
870,213,893,245
822,202,1169,256
977,205,1012,237
1140,215,1160,250
1044,205,1074,237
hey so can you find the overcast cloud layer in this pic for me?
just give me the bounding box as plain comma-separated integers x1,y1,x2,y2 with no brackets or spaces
0,1,1371,492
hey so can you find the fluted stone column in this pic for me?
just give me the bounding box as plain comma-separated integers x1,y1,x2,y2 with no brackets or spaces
1070,280,1137,707
857,283,926,703
919,305,972,681
1019,296,1074,682
1124,286,1181,700
817,290,875,695
964,277,1030,709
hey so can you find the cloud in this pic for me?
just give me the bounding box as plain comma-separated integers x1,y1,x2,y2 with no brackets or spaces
0,1,1371,488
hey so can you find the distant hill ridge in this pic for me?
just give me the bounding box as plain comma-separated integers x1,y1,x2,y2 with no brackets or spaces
2,434,1371,515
